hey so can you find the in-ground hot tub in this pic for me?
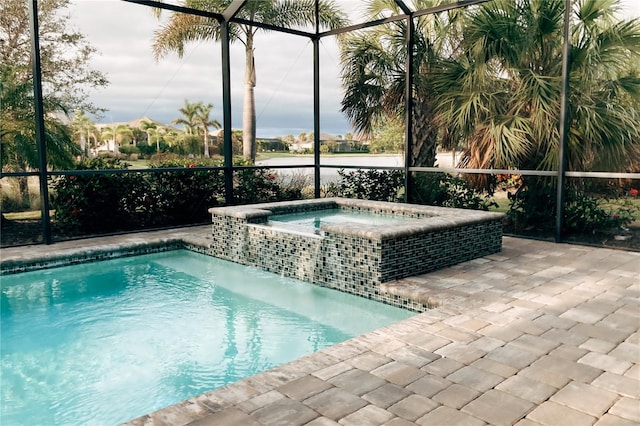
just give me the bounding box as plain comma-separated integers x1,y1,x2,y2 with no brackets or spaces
208,198,504,311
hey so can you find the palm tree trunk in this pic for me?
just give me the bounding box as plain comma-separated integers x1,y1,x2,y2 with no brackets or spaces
411,100,438,167
243,36,256,162
203,129,210,158
16,176,30,209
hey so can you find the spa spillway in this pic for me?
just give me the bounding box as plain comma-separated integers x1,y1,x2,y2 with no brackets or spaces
208,198,504,311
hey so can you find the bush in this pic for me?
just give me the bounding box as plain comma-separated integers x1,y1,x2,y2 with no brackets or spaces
50,157,227,235
118,145,140,156
50,158,137,235
412,173,497,210
145,158,226,226
506,177,640,234
334,169,405,202
49,156,309,236
234,169,285,204
275,171,312,200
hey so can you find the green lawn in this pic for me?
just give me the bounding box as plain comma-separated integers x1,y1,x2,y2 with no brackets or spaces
3,210,44,220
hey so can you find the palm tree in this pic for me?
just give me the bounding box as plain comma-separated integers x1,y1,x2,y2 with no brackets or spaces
100,124,133,154
71,110,100,158
152,0,349,163
172,99,201,135
434,0,640,177
140,119,159,152
1,66,78,207
193,102,222,158
340,0,464,168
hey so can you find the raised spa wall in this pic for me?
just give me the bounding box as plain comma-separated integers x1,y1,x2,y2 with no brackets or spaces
208,198,504,311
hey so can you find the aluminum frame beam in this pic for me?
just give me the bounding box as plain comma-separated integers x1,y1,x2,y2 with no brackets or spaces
29,0,52,244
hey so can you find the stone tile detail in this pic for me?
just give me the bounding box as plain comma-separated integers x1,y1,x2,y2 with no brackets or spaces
338,405,395,426
517,366,572,389
592,372,640,398
386,346,441,368
303,388,368,420
362,383,413,409
462,389,535,425
347,352,394,371
514,419,544,426
189,410,261,426
421,357,465,377
594,414,639,426
446,365,505,392
327,369,387,396
578,352,633,375
608,342,640,364
277,375,333,401
551,381,618,417
527,401,596,426
306,417,341,426
471,358,519,378
313,362,353,381
549,344,589,361
485,344,541,370
495,375,558,404
405,374,452,398
608,397,640,423
388,394,439,421
250,398,319,425
237,390,285,414
371,361,425,386
579,338,617,354
417,406,486,426
383,418,420,426
624,364,640,380
529,355,603,382
433,383,481,409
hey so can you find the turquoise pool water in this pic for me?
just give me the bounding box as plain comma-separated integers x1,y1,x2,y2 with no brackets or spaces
269,208,416,231
0,250,413,425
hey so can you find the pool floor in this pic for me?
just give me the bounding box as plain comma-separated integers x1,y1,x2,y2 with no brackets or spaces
0,250,412,425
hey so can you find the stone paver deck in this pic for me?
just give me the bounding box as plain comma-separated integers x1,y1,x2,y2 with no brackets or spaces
1,227,638,426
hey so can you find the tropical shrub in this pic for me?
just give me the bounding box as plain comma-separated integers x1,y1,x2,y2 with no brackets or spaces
50,158,137,234
50,155,308,236
117,145,140,156
506,177,640,234
411,173,497,211
145,157,226,226
334,169,405,202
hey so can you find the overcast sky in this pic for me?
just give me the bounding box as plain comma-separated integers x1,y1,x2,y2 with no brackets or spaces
69,0,640,139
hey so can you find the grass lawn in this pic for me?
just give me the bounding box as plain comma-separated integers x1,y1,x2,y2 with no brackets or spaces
3,210,44,220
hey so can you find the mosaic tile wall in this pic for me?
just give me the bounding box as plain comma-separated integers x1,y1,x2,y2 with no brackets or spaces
208,198,504,312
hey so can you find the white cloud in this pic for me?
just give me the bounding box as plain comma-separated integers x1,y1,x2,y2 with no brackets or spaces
69,0,640,138
68,0,350,137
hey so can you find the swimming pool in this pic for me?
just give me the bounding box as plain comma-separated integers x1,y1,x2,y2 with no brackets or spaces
0,250,413,425
269,208,416,232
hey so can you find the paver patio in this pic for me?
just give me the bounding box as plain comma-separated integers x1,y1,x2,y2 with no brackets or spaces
1,227,638,425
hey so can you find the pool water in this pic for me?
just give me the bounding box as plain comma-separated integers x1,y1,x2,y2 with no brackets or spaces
269,208,415,230
0,250,413,425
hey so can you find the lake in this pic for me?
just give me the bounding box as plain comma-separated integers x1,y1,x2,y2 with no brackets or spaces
256,153,456,184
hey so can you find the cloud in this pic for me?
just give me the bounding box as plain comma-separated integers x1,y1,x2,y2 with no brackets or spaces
69,0,351,137
71,0,640,137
